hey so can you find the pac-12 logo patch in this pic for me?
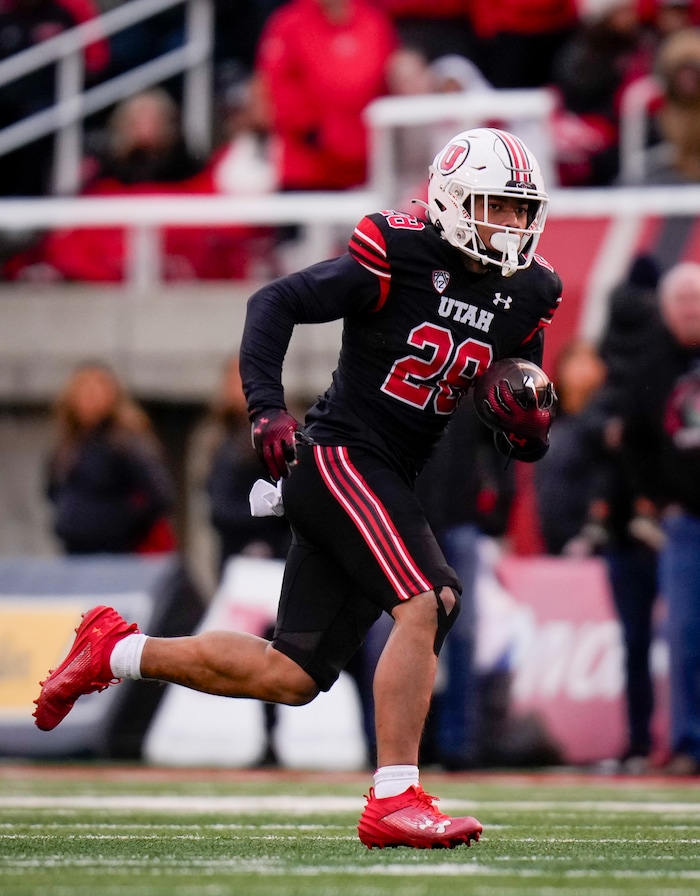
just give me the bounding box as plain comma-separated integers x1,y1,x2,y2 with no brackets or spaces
433,270,450,293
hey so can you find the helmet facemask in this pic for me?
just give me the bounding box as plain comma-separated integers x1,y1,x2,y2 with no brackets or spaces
424,129,548,277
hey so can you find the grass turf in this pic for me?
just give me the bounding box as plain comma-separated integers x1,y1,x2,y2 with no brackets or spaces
1,765,700,895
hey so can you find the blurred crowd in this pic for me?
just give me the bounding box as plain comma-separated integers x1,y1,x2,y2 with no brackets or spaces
2,0,700,279
3,0,700,774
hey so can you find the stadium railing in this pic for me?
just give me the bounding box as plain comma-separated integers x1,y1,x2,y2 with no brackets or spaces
0,0,213,195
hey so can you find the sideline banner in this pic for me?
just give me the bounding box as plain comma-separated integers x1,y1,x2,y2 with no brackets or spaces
0,555,204,758
498,555,668,765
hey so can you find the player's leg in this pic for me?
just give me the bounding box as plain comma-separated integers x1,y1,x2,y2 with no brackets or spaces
33,601,319,732
33,443,370,733
360,584,481,849
282,443,482,848
372,586,457,768
139,630,318,704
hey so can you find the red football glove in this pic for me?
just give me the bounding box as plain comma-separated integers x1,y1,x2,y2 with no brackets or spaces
482,379,555,443
474,358,557,463
251,408,299,481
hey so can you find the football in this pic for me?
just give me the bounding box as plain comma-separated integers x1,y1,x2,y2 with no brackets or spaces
473,357,556,429
472,358,557,462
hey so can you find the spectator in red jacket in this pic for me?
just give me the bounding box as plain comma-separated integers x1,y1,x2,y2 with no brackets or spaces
255,0,399,190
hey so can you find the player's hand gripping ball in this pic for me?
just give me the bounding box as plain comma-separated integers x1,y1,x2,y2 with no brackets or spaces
474,358,558,462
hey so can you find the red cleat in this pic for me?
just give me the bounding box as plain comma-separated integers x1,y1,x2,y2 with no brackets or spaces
33,605,139,731
357,784,482,849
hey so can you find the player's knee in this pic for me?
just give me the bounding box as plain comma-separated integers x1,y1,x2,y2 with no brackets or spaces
266,644,320,705
285,685,319,706
434,586,461,655
274,675,319,706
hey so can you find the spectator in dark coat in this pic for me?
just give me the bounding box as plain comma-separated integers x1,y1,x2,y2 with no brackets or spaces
550,0,655,185
535,338,610,556
560,255,663,772
620,261,700,775
46,362,176,555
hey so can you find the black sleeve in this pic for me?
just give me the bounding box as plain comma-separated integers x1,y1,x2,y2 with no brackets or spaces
512,328,545,367
509,264,562,368
240,253,380,416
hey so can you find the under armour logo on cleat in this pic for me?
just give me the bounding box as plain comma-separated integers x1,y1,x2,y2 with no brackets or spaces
417,817,451,834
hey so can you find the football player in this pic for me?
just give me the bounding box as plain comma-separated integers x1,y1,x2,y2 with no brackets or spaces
34,128,562,849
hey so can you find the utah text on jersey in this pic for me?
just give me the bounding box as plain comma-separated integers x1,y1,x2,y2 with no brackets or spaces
437,297,494,332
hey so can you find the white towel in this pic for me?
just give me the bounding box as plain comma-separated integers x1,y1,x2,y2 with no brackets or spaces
249,479,285,517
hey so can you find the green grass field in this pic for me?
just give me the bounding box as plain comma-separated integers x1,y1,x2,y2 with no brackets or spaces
2,764,700,896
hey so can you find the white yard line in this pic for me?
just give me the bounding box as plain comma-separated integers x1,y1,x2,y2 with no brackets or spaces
1,795,700,814
4,856,700,880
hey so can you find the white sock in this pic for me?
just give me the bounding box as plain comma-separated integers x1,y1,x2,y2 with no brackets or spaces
373,765,419,799
109,633,148,681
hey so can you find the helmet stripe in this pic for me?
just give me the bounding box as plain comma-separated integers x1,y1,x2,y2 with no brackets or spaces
488,128,532,182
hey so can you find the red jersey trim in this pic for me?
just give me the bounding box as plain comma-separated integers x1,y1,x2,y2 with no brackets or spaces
349,217,391,310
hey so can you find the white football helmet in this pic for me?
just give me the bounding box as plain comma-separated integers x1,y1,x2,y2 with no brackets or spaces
424,128,548,277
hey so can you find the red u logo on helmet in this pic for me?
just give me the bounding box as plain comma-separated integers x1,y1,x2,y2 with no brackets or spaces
438,141,469,174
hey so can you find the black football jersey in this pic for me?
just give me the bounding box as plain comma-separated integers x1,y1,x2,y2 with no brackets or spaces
240,210,563,481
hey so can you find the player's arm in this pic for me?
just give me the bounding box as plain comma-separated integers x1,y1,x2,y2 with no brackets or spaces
240,252,380,479
512,265,563,368
480,271,562,461
512,329,544,368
